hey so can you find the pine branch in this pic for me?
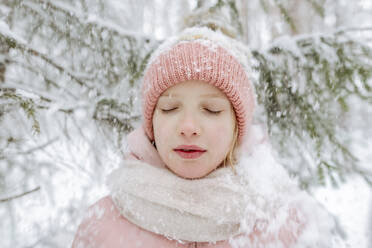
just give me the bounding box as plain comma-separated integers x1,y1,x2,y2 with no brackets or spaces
274,0,297,33
2,0,159,92
29,0,153,41
1,89,42,134
0,31,93,90
305,0,325,18
5,58,80,100
0,186,40,203
93,98,140,134
252,29,372,187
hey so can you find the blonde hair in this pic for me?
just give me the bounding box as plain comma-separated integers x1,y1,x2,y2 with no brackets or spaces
222,115,239,171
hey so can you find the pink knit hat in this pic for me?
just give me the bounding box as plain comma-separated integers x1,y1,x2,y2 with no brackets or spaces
141,28,255,143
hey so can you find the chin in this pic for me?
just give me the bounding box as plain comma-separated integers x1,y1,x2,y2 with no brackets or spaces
165,159,217,179
172,168,213,180
178,174,205,180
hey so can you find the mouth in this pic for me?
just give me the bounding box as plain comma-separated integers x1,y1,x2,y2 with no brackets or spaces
173,145,206,159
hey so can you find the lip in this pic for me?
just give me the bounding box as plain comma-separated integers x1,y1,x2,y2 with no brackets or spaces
173,145,206,159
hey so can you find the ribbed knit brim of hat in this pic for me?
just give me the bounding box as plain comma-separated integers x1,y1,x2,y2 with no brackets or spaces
141,27,255,144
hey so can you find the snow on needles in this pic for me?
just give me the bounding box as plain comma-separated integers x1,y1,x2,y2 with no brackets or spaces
231,138,336,247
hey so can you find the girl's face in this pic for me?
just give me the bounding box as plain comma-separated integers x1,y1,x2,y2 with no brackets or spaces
152,80,236,179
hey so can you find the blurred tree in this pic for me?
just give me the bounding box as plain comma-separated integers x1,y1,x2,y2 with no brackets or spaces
0,0,159,246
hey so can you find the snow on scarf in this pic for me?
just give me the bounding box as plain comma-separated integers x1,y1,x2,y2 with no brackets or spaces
107,127,335,246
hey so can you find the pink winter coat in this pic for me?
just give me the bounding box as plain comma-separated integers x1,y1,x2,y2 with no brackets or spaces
72,195,303,248
72,195,232,248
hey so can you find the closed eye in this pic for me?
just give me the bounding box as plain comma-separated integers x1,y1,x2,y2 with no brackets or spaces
204,108,222,115
161,107,178,113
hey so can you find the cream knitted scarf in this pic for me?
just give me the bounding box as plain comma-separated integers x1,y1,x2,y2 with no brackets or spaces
107,160,247,242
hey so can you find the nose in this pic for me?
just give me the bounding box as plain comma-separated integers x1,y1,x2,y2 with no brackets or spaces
178,112,201,138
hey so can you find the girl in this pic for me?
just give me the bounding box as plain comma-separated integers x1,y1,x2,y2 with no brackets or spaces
72,27,334,248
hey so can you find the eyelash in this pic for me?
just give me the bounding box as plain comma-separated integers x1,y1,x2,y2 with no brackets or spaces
204,109,221,115
161,108,221,115
161,108,177,113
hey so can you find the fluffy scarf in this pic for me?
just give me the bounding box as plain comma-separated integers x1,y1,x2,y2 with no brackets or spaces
107,127,335,246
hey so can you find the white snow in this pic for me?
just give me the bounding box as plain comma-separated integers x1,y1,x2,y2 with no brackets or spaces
1,0,371,247
314,176,371,248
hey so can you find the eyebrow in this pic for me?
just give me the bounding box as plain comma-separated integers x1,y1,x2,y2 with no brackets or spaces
160,93,226,99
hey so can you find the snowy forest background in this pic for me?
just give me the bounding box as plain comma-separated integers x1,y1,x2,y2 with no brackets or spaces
0,0,371,247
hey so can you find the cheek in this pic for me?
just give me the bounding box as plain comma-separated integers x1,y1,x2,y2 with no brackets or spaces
206,119,234,149
154,119,166,137
153,109,166,128
153,112,173,148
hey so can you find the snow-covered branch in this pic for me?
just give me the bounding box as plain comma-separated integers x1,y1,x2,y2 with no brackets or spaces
0,186,40,203
252,29,372,187
0,31,94,90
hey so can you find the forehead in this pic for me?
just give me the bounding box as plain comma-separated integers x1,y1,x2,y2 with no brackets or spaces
160,80,227,99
